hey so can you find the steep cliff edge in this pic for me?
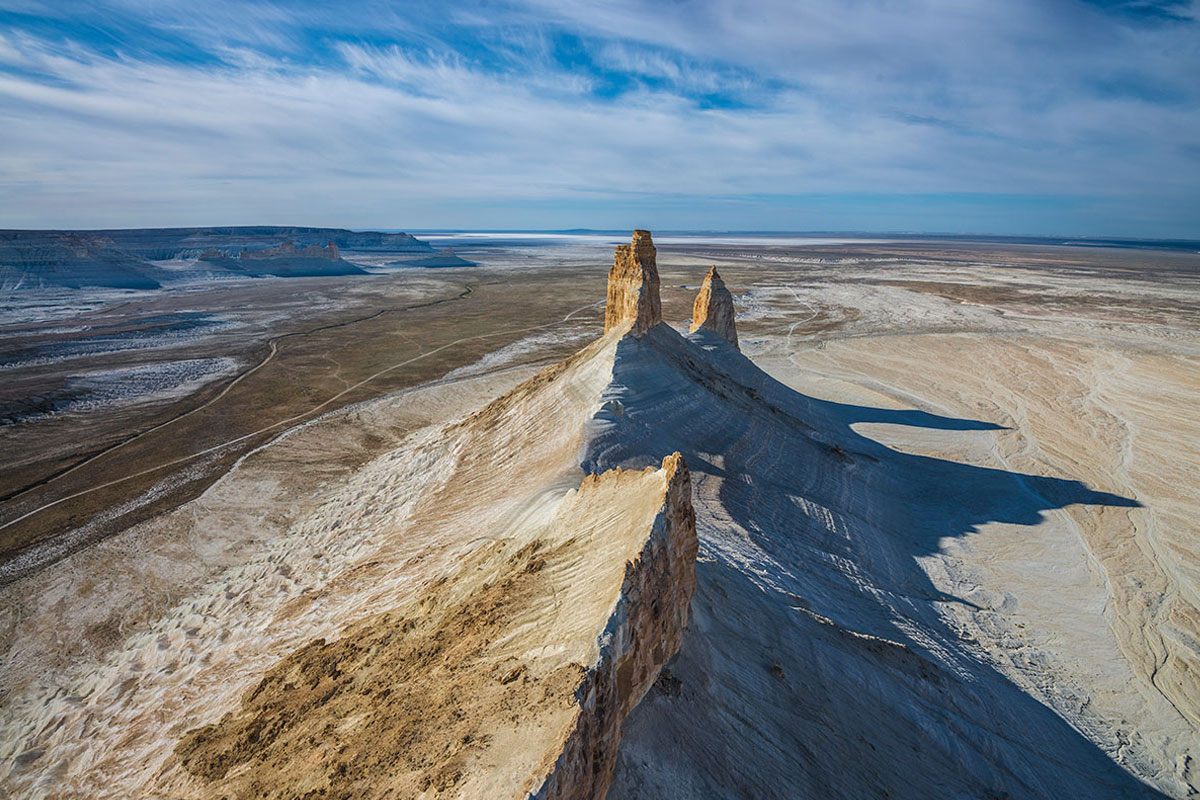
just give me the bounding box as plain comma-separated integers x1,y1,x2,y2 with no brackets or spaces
199,239,366,277
689,265,738,348
0,232,699,799
4,229,1176,800
2,229,1190,800
237,240,340,261
171,456,696,800
161,232,697,800
0,227,429,289
532,454,696,800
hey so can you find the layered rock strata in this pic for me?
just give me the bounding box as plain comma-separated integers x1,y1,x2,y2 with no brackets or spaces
239,240,340,261
689,265,738,348
3,229,1193,800
170,455,695,800
0,229,707,800
604,230,662,335
532,453,697,800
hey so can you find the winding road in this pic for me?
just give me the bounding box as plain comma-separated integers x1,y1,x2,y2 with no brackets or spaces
0,294,604,536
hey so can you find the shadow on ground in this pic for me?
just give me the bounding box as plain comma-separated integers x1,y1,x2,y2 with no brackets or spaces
588,325,1161,800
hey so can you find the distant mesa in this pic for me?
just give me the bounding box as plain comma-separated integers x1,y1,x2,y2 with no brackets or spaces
151,226,433,256
389,247,478,268
689,265,739,349
238,240,341,261
605,229,663,336
201,239,365,277
0,231,162,290
0,226,433,290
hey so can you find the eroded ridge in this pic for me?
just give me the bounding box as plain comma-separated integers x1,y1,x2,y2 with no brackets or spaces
604,229,662,336
171,454,696,800
532,453,696,800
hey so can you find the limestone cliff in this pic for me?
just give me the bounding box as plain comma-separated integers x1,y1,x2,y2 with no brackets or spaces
604,230,662,335
165,442,696,800
689,265,738,348
240,240,340,261
532,453,697,800
199,239,364,277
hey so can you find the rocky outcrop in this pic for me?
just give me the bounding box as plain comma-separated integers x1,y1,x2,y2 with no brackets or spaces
532,453,697,800
239,240,339,261
0,228,698,800
689,265,738,348
0,228,434,291
0,231,162,290
197,240,365,277
167,451,696,800
605,230,662,336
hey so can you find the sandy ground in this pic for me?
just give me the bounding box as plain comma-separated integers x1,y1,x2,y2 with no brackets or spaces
0,264,608,579
0,236,1197,798
757,324,1200,793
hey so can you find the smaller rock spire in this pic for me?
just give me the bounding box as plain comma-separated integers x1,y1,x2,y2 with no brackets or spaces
689,266,738,348
604,230,662,336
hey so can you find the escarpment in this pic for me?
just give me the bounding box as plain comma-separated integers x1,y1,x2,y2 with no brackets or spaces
6,227,1196,800
172,456,696,800
238,240,340,261
196,238,364,277
689,265,738,348
532,454,697,800
605,229,662,335
2,230,734,800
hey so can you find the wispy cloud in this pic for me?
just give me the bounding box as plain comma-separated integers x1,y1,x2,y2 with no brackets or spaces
0,0,1196,235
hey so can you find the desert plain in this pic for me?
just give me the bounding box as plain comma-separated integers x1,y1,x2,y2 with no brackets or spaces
1,232,1197,798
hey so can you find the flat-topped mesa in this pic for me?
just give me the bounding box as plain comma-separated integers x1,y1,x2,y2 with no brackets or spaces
604,230,662,336
689,265,739,348
240,240,340,261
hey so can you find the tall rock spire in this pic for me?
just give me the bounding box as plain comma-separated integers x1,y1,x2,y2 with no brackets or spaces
604,230,662,336
689,265,738,348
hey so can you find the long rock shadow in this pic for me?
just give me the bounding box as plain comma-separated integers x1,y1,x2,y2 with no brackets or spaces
589,326,1163,800
784,392,1139,544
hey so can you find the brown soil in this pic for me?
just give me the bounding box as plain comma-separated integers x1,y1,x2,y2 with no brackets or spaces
0,265,608,580
175,539,586,800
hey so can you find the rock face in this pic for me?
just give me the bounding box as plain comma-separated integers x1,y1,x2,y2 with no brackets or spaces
0,228,699,800
0,227,434,290
6,228,1197,800
199,240,365,277
689,265,738,348
239,240,339,261
605,230,662,336
532,453,697,800
0,231,162,290
166,450,695,800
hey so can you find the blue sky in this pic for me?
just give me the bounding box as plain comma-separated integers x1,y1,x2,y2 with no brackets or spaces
0,0,1197,236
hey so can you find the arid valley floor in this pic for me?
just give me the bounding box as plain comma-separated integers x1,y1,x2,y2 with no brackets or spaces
1,232,1198,798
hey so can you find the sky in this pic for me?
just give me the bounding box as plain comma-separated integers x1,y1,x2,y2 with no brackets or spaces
0,0,1198,237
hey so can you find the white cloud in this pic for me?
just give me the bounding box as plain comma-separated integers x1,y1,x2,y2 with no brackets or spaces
0,0,1196,233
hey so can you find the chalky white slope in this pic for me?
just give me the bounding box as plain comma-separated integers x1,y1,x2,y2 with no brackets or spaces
602,322,1173,799
0,233,699,800
1,231,1188,799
